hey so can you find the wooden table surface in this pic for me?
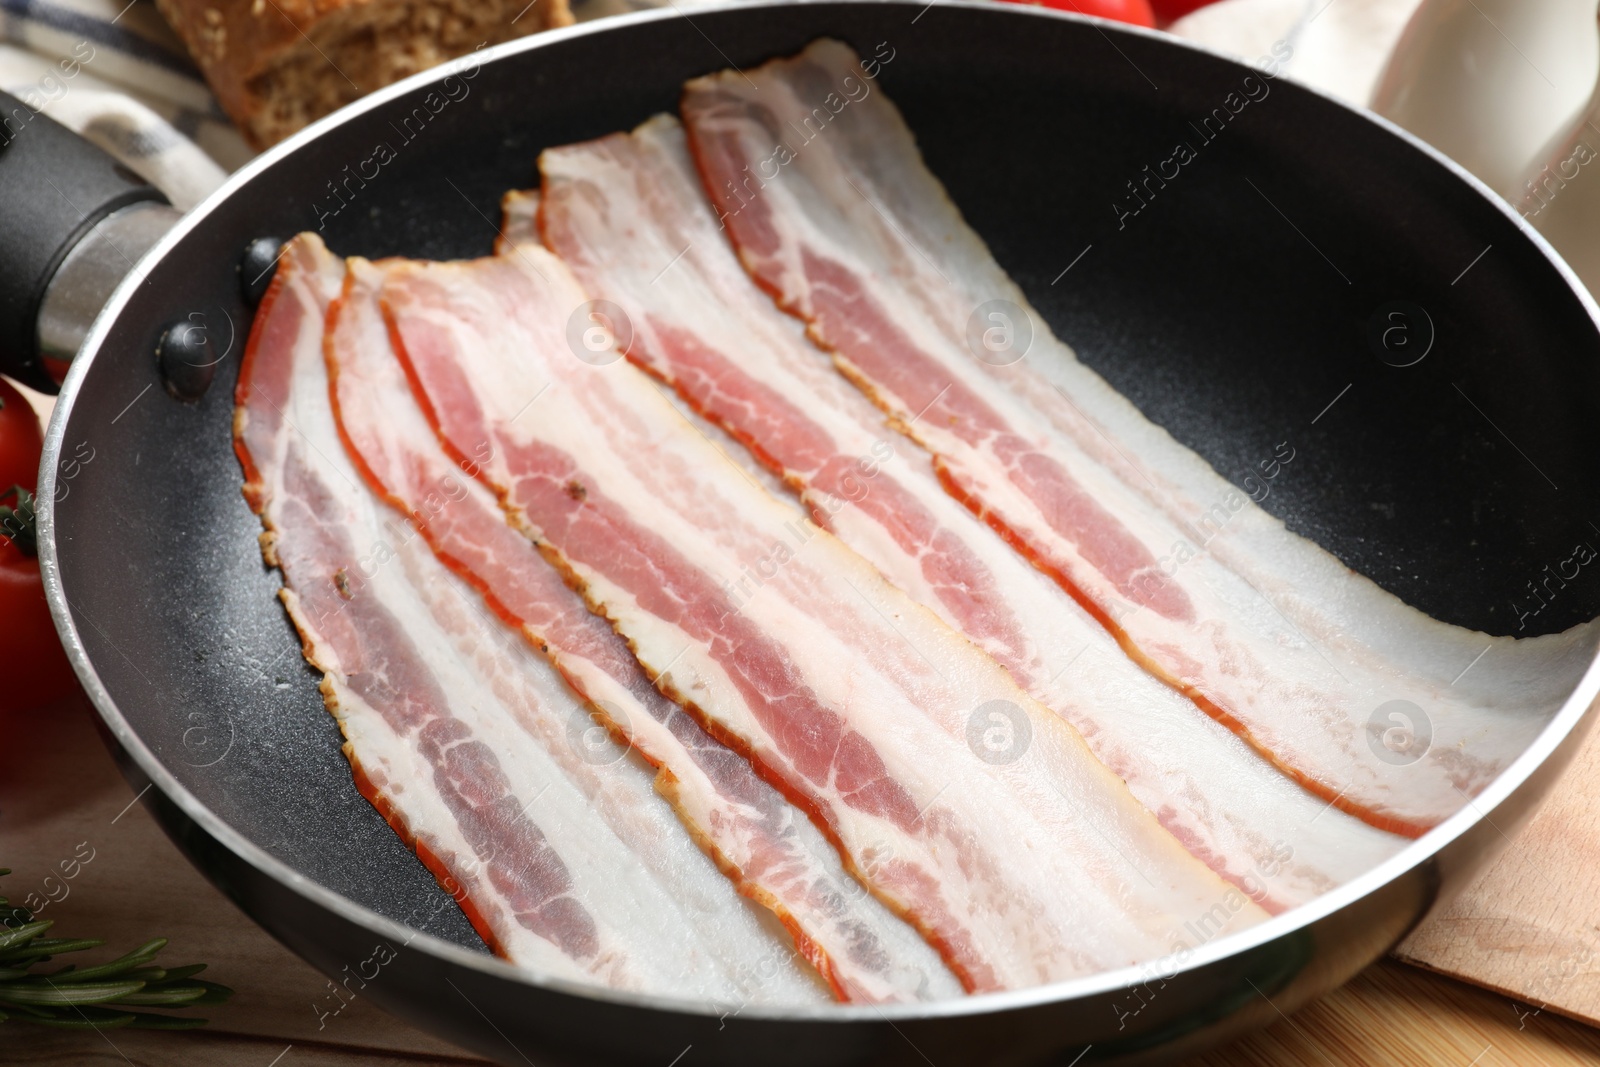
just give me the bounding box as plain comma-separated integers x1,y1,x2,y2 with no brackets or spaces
5,694,1600,1067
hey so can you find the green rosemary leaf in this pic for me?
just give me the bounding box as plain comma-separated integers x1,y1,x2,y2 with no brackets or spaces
28,1005,138,1030
187,979,234,1006
54,940,165,982
0,999,53,1019
0,938,102,965
0,921,52,955
113,985,209,1008
19,938,104,952
0,979,146,1006
119,967,167,984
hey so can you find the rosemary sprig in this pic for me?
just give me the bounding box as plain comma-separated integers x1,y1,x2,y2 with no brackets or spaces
0,869,231,1029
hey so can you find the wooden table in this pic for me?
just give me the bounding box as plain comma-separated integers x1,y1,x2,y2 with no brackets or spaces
5,693,1600,1066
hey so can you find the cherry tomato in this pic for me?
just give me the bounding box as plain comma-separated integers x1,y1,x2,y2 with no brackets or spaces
0,537,77,712
1002,0,1156,27
0,378,77,712
1149,0,1220,20
0,379,42,495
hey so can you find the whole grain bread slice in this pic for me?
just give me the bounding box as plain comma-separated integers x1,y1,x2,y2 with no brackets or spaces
157,0,573,149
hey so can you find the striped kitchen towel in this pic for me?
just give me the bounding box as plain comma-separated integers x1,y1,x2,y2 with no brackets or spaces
1,0,252,208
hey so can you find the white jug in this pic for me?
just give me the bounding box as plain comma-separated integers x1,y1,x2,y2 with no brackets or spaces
1372,0,1600,198
1517,77,1600,297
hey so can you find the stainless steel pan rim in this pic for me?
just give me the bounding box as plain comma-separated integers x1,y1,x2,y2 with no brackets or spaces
36,0,1600,1025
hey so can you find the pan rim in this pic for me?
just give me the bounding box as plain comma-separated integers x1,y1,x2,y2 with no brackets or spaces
37,0,1600,1024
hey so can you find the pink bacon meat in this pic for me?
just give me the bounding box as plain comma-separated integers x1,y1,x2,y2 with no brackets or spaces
237,234,823,1002
679,39,1595,836
378,240,1268,992
326,253,960,1003
531,116,1406,912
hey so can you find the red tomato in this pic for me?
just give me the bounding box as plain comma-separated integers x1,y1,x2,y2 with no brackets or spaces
0,538,77,711
0,378,42,495
0,377,77,711
1149,0,1220,20
1004,0,1156,27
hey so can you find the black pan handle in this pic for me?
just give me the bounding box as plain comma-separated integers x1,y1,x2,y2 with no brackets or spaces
0,90,169,392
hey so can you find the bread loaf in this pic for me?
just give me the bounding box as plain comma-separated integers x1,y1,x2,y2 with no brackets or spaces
155,0,573,149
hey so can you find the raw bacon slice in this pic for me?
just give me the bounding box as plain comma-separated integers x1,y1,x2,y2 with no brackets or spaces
679,40,1596,836
326,254,960,1003
496,188,539,257
961,310,1598,718
503,189,802,507
379,242,1270,993
236,233,823,1004
533,117,1407,912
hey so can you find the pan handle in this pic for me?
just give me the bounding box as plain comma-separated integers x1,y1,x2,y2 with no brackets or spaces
0,90,175,393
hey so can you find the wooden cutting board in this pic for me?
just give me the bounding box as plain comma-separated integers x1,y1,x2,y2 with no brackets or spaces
1396,694,1600,1028
5,692,1600,1065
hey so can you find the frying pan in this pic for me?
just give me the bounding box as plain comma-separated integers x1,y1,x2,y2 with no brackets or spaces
15,2,1600,1062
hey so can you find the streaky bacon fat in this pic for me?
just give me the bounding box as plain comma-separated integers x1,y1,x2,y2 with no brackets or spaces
678,39,1598,836
236,233,824,1004
530,116,1407,912
378,239,1269,993
327,253,960,1002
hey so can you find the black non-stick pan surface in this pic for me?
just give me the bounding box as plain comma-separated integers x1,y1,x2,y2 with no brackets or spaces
38,3,1600,1064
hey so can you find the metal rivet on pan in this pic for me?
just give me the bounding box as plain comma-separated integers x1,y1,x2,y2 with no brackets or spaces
239,236,284,306
156,318,218,401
